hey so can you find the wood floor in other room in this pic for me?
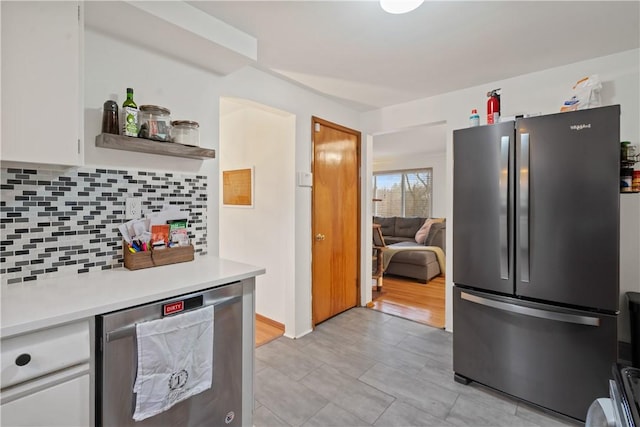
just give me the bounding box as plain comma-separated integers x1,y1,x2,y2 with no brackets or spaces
256,314,284,347
370,274,445,329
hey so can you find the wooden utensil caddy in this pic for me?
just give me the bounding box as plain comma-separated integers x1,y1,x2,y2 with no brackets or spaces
123,241,194,270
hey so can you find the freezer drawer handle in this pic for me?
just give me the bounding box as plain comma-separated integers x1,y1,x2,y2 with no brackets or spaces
460,291,600,326
105,295,241,343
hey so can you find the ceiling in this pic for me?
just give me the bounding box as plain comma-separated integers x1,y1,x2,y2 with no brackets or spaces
187,1,639,160
189,1,640,113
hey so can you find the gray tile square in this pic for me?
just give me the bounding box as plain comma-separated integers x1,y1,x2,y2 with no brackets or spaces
253,404,292,427
297,335,378,379
373,400,456,426
300,364,395,424
359,362,458,420
301,402,370,427
256,338,324,381
445,393,538,426
515,402,580,426
255,367,328,426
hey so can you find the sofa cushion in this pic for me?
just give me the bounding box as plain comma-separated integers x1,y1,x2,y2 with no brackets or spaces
373,216,395,237
384,236,414,245
414,218,434,244
393,217,425,238
389,248,438,266
426,222,446,253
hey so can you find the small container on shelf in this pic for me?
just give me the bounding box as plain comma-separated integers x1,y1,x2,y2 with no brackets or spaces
621,141,638,163
633,170,640,193
628,145,638,162
101,100,119,135
621,168,634,192
138,105,171,141
171,120,200,146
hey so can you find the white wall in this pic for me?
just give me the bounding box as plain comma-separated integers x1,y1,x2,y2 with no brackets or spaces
219,68,363,337
219,100,295,332
84,29,220,250
84,28,362,338
373,151,447,218
361,49,640,341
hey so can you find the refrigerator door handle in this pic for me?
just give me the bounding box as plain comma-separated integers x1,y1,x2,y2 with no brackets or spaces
460,291,601,326
520,133,530,283
499,136,510,280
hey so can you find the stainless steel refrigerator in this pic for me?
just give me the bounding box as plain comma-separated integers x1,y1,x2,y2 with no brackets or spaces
452,105,620,421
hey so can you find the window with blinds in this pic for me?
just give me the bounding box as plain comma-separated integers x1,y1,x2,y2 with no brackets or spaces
373,169,433,217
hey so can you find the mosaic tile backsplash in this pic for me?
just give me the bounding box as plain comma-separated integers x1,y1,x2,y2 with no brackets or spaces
1,167,208,285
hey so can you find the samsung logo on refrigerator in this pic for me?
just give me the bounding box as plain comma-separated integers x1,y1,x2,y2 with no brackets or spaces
570,123,591,131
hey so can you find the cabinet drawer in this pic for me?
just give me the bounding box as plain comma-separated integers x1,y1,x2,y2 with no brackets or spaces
1,321,90,389
1,373,90,426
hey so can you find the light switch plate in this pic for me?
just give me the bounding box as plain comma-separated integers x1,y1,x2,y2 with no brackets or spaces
297,172,313,187
125,197,141,219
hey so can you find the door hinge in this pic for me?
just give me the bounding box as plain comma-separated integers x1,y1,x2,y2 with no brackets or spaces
78,5,80,21
78,139,81,154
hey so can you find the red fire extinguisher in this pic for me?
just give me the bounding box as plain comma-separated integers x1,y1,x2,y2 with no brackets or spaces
487,89,501,124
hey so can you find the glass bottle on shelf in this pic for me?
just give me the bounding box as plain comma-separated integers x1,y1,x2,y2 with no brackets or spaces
621,141,630,162
122,88,139,137
628,144,637,162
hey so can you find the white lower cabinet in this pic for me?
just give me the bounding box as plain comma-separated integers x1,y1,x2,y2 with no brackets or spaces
1,371,90,427
0,321,91,426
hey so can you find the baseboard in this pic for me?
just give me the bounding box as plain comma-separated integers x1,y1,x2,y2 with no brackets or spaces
255,313,285,332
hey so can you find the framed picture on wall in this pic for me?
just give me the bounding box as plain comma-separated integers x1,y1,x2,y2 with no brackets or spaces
222,167,254,208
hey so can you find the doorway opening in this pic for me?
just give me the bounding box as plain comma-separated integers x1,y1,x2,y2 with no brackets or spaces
370,122,447,328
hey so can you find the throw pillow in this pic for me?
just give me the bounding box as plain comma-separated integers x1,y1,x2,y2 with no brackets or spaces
426,222,445,248
414,218,434,244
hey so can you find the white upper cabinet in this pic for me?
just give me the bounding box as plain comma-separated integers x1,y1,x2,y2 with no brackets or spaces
1,1,82,166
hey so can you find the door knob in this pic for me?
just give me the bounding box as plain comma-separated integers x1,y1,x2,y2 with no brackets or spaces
315,233,326,241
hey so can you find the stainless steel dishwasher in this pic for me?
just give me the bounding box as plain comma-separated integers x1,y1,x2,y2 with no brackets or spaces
96,281,243,427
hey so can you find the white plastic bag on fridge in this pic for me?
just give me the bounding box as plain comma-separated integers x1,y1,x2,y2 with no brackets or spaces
560,74,602,112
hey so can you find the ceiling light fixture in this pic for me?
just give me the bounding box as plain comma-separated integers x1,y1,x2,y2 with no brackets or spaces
380,0,424,14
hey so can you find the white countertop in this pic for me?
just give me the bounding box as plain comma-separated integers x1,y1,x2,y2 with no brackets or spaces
1,256,265,338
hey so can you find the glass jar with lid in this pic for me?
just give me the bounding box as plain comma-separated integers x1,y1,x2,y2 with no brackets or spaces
171,120,200,146
138,105,171,141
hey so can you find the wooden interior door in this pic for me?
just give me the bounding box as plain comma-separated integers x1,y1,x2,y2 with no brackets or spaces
312,117,361,325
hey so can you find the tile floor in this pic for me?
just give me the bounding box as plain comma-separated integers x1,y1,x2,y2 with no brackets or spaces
253,307,580,427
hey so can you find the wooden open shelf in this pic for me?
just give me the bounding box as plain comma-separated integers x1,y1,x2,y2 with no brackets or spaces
95,133,215,160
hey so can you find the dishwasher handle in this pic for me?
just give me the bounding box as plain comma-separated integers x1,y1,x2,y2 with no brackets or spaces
105,294,241,343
